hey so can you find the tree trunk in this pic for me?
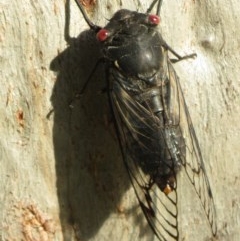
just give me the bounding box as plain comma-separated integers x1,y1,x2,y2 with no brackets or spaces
1,0,239,240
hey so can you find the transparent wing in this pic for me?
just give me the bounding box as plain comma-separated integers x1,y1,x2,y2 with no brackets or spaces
109,56,216,240
110,78,179,241
166,60,217,236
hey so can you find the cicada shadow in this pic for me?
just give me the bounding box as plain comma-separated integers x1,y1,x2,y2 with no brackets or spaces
49,2,134,241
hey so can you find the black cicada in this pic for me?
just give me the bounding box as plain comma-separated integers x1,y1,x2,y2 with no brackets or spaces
74,0,217,240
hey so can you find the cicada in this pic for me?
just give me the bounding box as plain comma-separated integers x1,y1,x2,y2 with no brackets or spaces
74,0,217,240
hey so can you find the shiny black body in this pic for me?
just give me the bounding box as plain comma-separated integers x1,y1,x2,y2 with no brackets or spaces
74,1,217,241
103,9,184,193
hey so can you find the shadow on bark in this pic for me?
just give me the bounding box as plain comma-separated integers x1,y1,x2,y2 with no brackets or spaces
47,1,157,240
48,0,135,234
49,26,132,239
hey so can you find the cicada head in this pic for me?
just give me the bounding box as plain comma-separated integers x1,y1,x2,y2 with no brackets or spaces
96,10,165,78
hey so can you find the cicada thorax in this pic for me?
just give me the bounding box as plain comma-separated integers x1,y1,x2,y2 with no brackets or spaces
97,10,164,78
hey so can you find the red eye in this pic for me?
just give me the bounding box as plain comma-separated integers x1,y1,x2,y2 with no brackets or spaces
97,29,109,41
148,14,160,25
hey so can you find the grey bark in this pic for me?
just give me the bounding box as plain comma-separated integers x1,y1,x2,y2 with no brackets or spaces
0,0,239,240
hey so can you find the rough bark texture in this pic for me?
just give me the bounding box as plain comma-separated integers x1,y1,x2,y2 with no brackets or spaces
1,0,239,240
